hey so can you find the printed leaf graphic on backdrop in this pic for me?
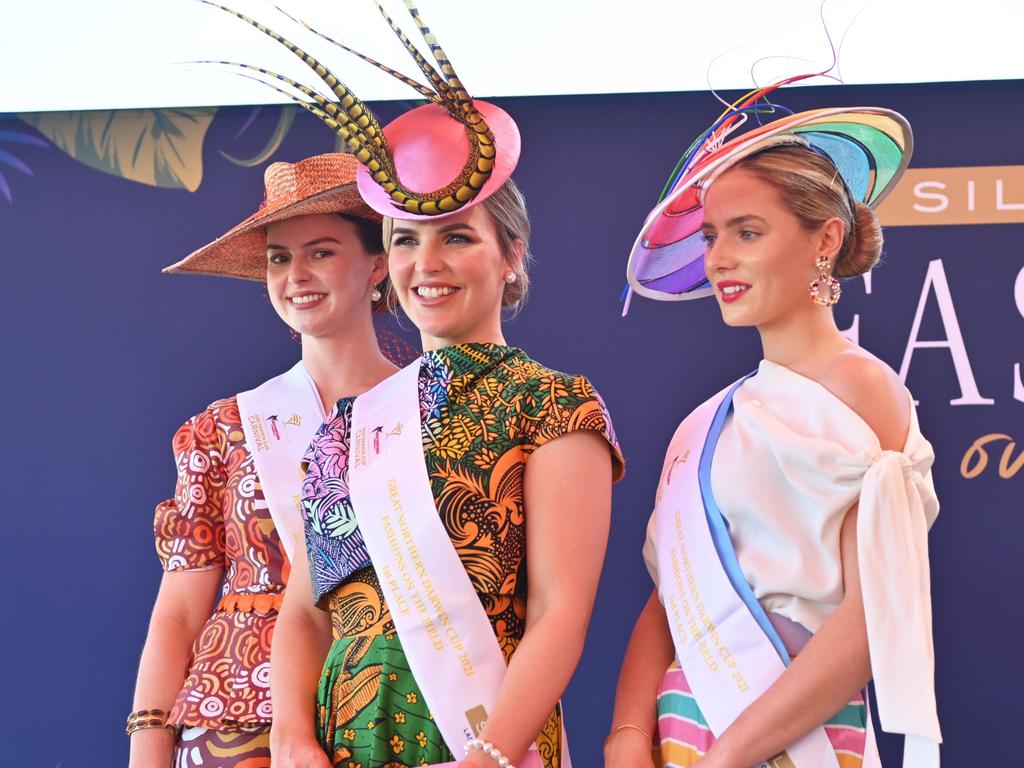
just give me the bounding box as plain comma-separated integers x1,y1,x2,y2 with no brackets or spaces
0,120,50,203
20,108,217,192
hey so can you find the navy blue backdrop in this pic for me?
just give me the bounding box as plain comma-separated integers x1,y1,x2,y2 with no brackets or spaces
1,79,1021,766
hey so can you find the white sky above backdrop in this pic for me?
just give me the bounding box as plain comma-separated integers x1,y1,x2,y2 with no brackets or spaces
2,0,1022,113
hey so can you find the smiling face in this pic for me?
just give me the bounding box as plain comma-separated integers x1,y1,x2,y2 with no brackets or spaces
387,204,521,350
265,213,386,340
701,166,844,329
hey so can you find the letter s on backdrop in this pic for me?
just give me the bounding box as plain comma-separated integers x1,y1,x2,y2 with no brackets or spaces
913,181,949,213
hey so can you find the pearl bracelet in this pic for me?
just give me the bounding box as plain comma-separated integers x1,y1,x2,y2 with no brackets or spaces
464,737,516,768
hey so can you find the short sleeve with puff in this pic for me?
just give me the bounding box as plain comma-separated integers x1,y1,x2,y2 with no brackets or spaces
154,406,228,571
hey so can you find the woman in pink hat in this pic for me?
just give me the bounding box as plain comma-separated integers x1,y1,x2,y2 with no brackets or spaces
128,153,407,768
607,84,941,767
273,171,624,768
198,4,624,768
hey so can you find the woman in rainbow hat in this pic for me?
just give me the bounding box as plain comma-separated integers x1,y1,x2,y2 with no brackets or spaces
607,80,941,768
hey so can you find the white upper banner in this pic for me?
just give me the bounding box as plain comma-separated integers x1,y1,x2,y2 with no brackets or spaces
5,0,1024,113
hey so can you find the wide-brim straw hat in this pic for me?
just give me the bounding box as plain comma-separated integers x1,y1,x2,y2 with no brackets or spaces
626,105,913,303
164,152,380,281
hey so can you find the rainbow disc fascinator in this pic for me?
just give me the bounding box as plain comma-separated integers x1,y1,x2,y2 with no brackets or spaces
198,0,520,220
624,79,913,305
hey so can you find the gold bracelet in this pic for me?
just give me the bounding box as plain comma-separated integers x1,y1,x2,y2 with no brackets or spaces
603,723,653,748
125,708,173,737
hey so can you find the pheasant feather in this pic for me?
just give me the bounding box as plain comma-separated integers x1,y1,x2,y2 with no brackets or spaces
200,0,498,216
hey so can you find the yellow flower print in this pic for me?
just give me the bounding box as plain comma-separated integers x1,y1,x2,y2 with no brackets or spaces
367,720,375,730
432,429,471,460
476,376,500,400
450,373,475,392
416,730,428,748
394,712,406,724
508,365,531,385
388,673,398,681
451,413,476,441
406,692,418,704
571,375,595,400
472,445,499,470
545,375,570,401
391,734,405,754
478,411,498,441
342,729,356,741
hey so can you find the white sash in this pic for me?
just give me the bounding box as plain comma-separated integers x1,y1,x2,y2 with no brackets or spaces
653,381,838,768
349,360,565,768
237,362,325,562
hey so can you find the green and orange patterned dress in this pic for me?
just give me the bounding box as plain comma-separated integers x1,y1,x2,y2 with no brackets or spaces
301,343,624,767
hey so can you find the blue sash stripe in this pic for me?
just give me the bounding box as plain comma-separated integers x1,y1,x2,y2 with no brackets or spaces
696,374,792,664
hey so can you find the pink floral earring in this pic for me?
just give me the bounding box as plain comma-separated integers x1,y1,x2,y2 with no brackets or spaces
808,254,841,307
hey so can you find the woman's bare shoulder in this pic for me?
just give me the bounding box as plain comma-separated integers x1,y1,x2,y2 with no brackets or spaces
819,349,910,451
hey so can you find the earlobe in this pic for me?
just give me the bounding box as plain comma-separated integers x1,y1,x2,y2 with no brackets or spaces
505,238,526,275
512,238,526,262
820,217,846,260
372,253,389,283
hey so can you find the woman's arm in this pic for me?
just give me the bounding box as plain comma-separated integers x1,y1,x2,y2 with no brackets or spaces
463,430,613,767
604,588,675,767
268,537,333,768
697,504,870,768
128,567,223,768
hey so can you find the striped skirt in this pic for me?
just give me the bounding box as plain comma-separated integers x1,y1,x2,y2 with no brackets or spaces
654,662,867,768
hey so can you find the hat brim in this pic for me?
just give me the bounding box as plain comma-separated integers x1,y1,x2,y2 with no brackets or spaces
356,100,520,221
163,183,379,281
626,107,913,302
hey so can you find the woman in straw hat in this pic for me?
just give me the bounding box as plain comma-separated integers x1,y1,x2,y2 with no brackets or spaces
606,80,942,768
128,152,406,767
192,3,622,767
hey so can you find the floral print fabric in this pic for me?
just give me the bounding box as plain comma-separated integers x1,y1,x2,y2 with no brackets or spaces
301,343,624,766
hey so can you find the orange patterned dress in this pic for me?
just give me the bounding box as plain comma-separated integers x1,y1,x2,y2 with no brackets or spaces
154,396,288,732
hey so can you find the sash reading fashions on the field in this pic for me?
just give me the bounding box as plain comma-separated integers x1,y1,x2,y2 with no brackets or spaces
349,360,567,768
652,374,941,768
652,377,839,768
237,362,326,562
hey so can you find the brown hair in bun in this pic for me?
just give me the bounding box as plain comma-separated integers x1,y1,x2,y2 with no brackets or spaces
836,200,883,277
